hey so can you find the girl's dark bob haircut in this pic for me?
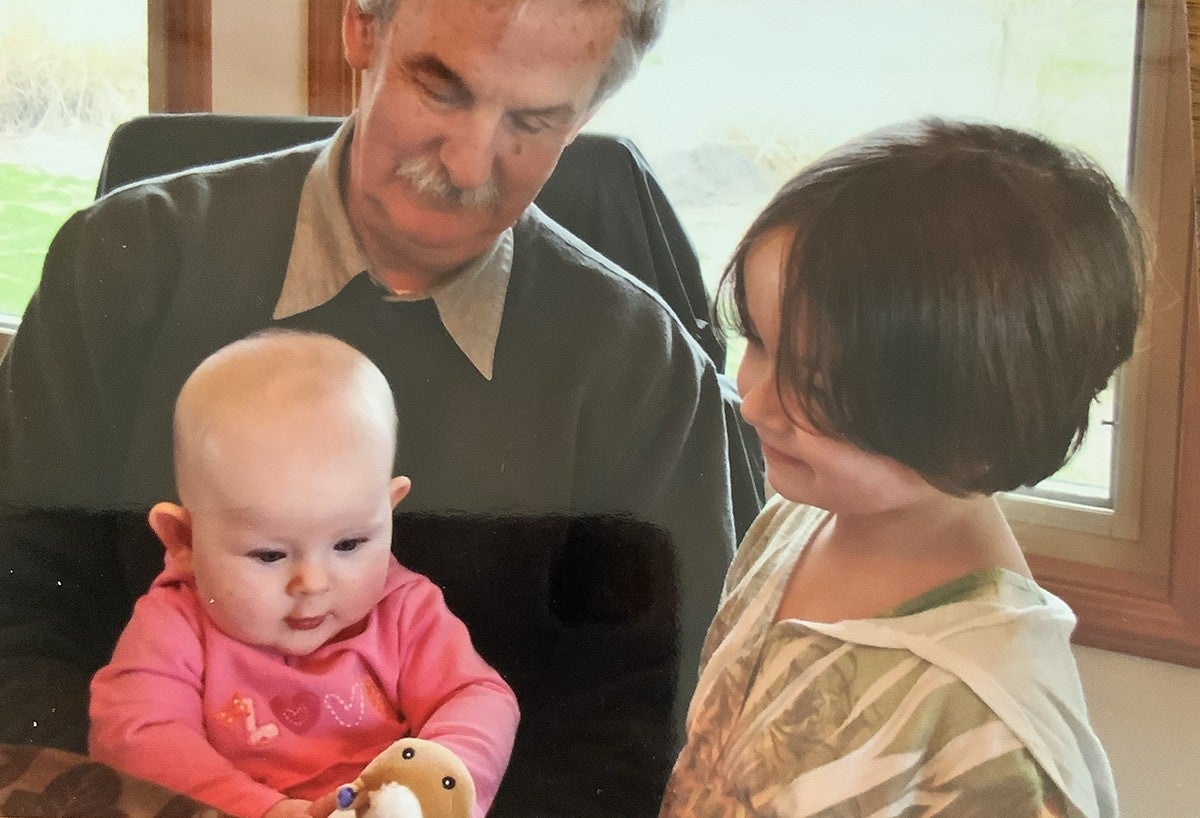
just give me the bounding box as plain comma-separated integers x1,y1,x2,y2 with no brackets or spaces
719,118,1146,497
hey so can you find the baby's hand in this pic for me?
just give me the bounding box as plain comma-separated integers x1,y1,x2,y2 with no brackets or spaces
306,790,341,818
262,798,313,818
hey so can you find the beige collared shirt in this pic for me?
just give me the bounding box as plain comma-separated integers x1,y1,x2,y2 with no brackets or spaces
273,119,513,380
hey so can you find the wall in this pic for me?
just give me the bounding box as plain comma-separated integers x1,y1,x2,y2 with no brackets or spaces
1075,645,1200,815
211,0,307,115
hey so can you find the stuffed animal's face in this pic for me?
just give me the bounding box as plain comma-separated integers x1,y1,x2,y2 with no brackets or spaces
338,737,475,818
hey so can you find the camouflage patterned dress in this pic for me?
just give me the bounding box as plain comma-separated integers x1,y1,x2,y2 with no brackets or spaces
659,496,1116,818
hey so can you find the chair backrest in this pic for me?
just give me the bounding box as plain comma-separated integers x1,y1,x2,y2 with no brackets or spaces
95,113,725,369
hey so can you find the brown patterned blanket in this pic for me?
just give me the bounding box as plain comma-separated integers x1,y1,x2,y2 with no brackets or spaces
0,744,233,818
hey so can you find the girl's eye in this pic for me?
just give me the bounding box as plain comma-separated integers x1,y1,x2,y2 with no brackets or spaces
249,550,286,564
334,537,369,553
741,335,767,358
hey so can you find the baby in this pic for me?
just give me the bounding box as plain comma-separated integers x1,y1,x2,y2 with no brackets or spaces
660,119,1139,817
89,329,519,818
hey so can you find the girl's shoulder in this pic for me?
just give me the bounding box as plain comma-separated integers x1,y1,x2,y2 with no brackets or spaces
882,567,1046,617
726,496,827,593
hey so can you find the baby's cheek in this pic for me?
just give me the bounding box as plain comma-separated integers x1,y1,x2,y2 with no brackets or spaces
207,588,277,639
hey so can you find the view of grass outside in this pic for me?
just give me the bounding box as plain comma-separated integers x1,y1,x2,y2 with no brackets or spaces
0,0,147,320
586,0,1138,502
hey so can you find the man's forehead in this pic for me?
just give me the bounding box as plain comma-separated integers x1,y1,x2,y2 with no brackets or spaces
381,0,622,57
382,0,622,108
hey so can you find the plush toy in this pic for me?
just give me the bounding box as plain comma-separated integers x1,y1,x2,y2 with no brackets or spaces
335,737,475,818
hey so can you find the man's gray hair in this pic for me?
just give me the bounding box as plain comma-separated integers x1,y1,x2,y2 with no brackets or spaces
356,0,666,106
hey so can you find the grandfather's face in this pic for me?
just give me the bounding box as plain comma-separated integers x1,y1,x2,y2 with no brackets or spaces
343,0,624,286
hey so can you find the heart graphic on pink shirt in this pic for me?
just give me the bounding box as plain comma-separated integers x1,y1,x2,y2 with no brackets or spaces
269,691,321,734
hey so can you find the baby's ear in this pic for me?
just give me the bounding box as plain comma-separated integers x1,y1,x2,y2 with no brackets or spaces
148,502,194,572
389,476,412,509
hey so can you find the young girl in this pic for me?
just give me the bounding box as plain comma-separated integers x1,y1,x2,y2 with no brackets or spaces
659,119,1140,818
89,330,519,818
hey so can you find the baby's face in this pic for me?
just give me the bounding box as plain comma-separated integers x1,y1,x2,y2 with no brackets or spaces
184,410,401,656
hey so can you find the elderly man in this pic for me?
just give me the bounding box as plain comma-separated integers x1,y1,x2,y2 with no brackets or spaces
0,0,759,814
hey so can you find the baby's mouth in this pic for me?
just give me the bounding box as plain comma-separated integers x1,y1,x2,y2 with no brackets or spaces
286,615,327,631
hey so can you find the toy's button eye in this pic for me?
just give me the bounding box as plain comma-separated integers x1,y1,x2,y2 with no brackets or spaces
442,776,456,789
402,747,415,759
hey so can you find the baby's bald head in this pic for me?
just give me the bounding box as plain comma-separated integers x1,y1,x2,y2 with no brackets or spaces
173,330,398,506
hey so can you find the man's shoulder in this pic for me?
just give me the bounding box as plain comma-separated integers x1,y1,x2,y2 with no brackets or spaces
41,144,318,321
513,205,661,300
88,141,322,225
510,206,711,363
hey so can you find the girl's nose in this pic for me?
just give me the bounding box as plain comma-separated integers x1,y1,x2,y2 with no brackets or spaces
737,356,785,434
740,382,779,434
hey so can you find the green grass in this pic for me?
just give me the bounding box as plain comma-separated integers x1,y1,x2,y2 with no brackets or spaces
0,162,92,316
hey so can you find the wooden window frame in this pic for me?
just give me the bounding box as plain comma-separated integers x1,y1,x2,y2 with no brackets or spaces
303,0,1200,667
309,0,358,115
148,0,212,112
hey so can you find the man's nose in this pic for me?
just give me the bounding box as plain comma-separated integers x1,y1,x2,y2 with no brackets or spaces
440,111,502,193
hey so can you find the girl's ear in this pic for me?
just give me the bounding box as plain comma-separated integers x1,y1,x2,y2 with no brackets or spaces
148,502,194,573
389,476,412,509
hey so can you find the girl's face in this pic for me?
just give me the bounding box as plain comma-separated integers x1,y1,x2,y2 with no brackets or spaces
736,228,940,515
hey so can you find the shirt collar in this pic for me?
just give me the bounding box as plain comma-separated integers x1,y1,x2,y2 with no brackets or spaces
274,119,512,380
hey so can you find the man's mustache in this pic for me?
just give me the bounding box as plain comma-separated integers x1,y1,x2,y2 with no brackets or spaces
394,155,501,208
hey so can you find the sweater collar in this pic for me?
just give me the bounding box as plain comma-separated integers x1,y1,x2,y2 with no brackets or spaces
273,119,512,380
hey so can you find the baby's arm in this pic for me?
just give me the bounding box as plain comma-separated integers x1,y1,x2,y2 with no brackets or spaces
88,589,290,818
390,577,520,817
261,799,313,818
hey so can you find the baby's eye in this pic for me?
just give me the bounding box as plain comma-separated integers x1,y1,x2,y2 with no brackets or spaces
333,537,368,553
249,549,286,564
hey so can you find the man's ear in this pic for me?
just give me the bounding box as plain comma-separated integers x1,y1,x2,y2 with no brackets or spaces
148,502,194,572
389,476,412,509
343,0,380,71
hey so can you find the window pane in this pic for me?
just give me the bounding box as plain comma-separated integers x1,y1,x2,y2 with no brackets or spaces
586,0,1138,504
0,0,148,319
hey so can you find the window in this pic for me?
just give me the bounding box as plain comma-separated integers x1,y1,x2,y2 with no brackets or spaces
0,0,209,333
586,0,1138,505
0,0,147,326
578,0,1199,666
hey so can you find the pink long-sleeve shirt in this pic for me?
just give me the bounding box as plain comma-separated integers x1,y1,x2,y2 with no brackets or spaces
89,554,519,818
